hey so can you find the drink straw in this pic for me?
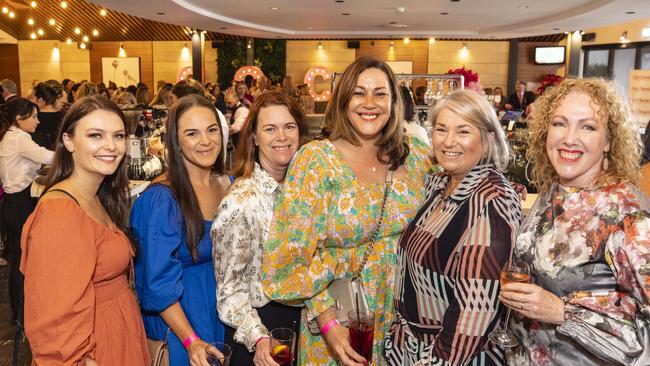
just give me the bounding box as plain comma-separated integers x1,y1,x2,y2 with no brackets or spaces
356,293,360,322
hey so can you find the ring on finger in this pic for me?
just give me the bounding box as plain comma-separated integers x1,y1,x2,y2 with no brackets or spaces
519,302,524,310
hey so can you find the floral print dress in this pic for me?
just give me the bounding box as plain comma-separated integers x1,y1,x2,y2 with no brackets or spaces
262,137,433,365
508,179,650,366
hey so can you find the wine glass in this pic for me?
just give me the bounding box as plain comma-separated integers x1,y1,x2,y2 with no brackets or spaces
489,260,530,348
270,327,295,366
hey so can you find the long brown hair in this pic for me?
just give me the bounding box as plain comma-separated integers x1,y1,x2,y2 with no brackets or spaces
162,94,226,261
43,96,131,240
323,56,409,169
232,91,307,178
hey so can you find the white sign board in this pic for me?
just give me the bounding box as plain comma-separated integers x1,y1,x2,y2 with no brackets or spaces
102,57,141,88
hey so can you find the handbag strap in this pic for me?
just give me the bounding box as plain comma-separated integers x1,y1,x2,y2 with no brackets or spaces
353,169,393,279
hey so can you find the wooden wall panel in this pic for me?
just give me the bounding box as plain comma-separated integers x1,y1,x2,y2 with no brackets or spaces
89,41,153,89
0,44,21,96
356,40,429,74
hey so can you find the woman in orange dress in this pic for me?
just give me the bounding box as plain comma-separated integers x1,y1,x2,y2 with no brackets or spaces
20,95,150,365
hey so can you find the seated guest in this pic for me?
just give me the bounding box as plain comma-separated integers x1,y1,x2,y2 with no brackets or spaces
20,96,149,365
493,86,506,111
131,94,230,366
212,92,306,365
32,81,65,149
236,81,254,107
0,98,54,326
505,80,535,114
385,90,522,366
501,78,650,365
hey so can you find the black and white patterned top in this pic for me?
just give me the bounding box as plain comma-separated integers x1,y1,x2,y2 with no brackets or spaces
211,163,280,351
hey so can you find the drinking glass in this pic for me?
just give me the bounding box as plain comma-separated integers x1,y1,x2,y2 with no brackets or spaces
205,342,231,366
270,327,295,366
489,260,530,348
348,309,375,363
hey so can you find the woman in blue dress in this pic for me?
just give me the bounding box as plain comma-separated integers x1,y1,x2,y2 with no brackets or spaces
131,94,231,365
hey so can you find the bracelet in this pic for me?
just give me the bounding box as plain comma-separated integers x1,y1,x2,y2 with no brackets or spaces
255,335,270,348
320,318,340,335
182,332,199,349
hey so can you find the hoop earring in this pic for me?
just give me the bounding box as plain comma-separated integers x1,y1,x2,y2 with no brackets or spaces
602,151,609,171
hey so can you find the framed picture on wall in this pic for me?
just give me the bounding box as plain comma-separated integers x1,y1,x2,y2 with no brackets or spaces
101,57,141,87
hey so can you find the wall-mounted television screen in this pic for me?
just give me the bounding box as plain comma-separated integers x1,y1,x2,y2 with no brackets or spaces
534,46,566,65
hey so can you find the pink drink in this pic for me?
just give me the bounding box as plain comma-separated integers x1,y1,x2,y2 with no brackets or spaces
348,310,375,363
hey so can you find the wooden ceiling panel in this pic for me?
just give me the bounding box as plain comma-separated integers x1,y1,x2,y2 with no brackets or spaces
0,0,241,41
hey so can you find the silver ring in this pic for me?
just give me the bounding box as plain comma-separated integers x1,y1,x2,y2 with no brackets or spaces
519,302,524,310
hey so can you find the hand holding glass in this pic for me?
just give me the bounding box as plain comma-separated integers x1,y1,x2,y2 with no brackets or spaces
348,309,375,364
489,260,530,348
270,327,295,366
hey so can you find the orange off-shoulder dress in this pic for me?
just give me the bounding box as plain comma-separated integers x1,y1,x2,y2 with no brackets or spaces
20,197,150,366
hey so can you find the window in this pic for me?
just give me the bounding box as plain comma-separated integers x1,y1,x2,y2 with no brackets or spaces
584,49,609,77
613,48,636,96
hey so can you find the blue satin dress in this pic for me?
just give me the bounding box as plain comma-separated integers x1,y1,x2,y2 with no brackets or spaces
131,184,225,366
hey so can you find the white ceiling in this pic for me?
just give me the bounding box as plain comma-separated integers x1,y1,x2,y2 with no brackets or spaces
91,0,650,39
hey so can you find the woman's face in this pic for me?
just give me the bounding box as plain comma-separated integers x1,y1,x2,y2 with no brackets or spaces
432,108,483,181
16,108,39,133
346,67,392,142
546,91,610,188
177,106,222,171
55,92,67,111
254,104,300,176
63,110,126,179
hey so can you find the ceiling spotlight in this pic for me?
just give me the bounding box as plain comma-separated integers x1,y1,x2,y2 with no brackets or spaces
30,1,37,7
80,43,86,50
28,18,34,25
270,6,279,10
82,35,89,42
74,27,81,34
66,38,72,44
37,29,44,36
1,7,7,14
60,1,67,8
92,29,99,36
49,18,55,26
317,41,323,50
518,5,528,9
8,11,15,18
429,37,435,44
118,44,126,57
247,40,252,49
403,37,410,44
620,30,628,41
395,6,405,13
100,9,107,16
30,32,36,39
390,41,395,50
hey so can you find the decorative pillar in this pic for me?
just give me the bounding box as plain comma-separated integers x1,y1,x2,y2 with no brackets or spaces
191,31,204,82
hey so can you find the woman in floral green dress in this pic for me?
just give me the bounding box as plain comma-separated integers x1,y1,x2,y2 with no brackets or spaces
261,57,433,365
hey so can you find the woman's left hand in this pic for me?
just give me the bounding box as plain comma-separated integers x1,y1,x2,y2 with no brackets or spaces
499,282,565,324
188,339,221,366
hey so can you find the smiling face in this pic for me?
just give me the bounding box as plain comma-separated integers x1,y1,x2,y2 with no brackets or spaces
177,106,222,172
254,104,300,176
546,91,610,188
432,108,484,182
62,110,126,178
346,67,392,142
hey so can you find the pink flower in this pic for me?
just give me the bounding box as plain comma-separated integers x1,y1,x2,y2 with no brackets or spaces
530,346,551,365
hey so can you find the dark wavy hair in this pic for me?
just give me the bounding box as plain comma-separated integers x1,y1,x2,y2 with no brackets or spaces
162,94,226,261
34,81,63,106
322,56,409,169
232,91,307,179
43,96,132,242
0,97,39,141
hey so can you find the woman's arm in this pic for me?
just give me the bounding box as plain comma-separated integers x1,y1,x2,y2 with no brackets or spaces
21,199,98,365
16,131,54,164
212,198,269,350
160,303,217,366
419,195,521,366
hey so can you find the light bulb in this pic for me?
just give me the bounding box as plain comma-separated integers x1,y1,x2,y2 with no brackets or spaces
74,27,81,34
60,1,67,9
49,19,55,26
100,9,107,16
37,29,44,36
92,29,98,36
30,32,37,39
28,18,34,25
30,1,37,8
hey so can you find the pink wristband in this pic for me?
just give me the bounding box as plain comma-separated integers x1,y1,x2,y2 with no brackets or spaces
182,333,199,349
320,318,340,335
255,335,270,348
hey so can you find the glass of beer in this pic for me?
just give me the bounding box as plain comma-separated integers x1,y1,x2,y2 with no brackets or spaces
348,309,375,363
489,260,530,347
270,328,295,366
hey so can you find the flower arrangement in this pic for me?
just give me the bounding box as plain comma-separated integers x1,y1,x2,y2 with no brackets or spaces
537,74,564,95
446,66,484,95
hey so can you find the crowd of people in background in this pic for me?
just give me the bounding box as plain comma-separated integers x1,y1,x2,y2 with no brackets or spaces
1,57,650,366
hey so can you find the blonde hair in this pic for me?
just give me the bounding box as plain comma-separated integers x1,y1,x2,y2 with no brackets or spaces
323,56,407,169
429,89,510,170
527,78,641,193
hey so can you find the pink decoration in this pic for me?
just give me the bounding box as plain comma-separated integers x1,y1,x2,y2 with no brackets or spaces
537,74,564,95
446,66,485,95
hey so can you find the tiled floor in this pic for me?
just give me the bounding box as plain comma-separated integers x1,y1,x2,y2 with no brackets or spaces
0,264,31,366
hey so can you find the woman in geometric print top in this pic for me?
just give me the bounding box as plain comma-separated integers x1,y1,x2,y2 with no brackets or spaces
501,78,650,366
385,90,523,366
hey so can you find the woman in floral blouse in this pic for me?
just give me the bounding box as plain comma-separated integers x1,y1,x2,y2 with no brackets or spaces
262,57,433,365
500,78,650,365
212,92,306,365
